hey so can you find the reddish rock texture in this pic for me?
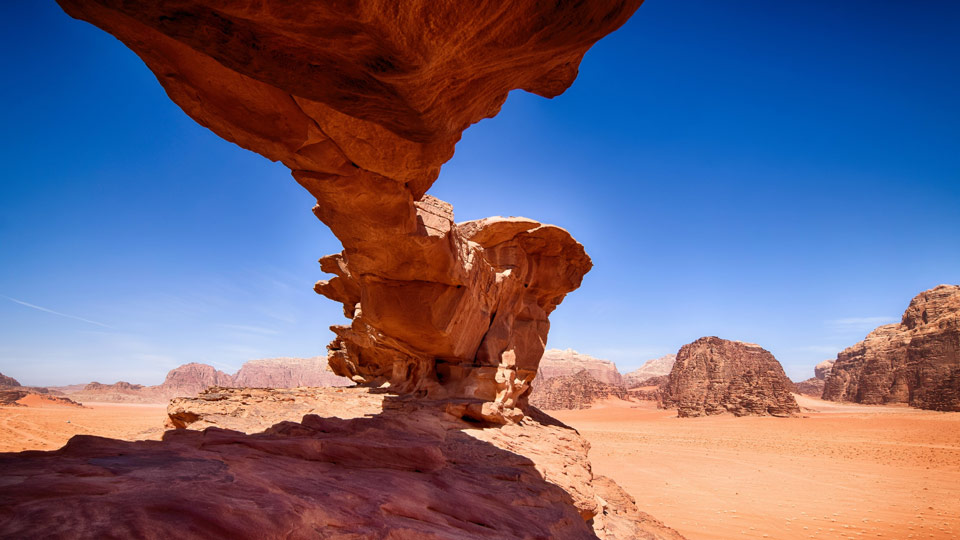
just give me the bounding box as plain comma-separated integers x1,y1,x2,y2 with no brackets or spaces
627,375,669,401
1,387,683,540
624,355,677,388
530,371,629,411
823,285,960,411
662,337,800,418
55,0,640,422
0,373,21,388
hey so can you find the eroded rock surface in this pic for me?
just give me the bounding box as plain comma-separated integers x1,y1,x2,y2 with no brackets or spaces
1,387,683,540
530,371,629,411
55,0,639,421
662,337,800,418
823,285,960,411
624,354,677,388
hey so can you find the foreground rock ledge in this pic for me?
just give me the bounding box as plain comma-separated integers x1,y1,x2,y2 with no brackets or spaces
56,0,643,421
1,387,684,540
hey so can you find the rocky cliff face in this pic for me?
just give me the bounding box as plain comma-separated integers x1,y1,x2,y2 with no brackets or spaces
624,355,677,388
537,349,624,385
662,337,800,418
233,357,352,388
0,373,21,388
822,285,960,411
793,359,835,397
2,387,684,540
54,0,639,422
529,371,629,410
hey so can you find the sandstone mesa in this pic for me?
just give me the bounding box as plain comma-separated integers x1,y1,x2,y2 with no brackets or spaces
661,337,800,418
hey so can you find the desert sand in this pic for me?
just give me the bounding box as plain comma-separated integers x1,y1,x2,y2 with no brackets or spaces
552,396,960,540
0,399,166,452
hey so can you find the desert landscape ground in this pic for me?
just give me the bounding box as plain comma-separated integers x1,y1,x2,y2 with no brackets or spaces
553,397,960,540
3,393,957,539
0,399,165,453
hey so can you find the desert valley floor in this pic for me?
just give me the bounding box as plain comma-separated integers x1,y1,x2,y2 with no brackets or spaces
1,395,958,540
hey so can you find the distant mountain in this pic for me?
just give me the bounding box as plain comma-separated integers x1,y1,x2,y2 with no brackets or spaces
530,349,629,410
623,354,677,388
62,357,354,403
535,349,623,385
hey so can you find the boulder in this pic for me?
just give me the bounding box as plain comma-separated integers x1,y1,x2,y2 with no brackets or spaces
662,337,800,418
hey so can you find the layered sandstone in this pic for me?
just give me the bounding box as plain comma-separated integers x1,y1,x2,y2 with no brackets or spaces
823,285,960,411
1,387,683,540
537,349,624,386
662,337,800,418
529,372,630,411
794,359,835,397
624,355,677,388
55,0,640,422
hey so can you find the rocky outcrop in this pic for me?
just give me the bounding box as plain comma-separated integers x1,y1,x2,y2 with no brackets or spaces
624,355,677,388
529,372,629,411
0,373,21,388
662,337,800,418
823,285,960,411
232,357,352,388
1,387,683,540
793,359,835,397
54,0,640,422
537,349,624,386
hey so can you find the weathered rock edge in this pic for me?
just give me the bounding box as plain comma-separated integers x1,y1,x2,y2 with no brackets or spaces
0,387,685,540
56,0,642,422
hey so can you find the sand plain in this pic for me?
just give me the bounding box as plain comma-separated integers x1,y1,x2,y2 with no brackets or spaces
0,398,166,452
552,396,960,540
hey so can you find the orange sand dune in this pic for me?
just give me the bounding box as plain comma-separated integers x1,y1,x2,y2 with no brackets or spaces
0,402,167,452
552,397,960,540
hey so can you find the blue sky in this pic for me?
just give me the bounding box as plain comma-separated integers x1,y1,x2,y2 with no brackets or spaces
1,1,958,385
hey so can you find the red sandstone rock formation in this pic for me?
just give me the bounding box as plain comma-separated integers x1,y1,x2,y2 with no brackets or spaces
0,373,21,388
627,375,670,401
624,354,677,388
529,371,630,410
55,0,638,422
232,356,352,388
2,387,684,540
822,285,960,411
537,349,625,385
793,359,835,397
662,337,800,418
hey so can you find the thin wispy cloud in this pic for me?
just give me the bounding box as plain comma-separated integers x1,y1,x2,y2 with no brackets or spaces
827,316,896,332
2,295,112,328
